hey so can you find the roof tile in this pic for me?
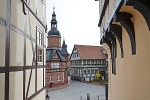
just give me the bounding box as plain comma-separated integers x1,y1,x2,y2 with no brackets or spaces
75,45,106,59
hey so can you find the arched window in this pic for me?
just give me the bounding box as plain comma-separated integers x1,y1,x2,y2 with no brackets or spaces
57,74,60,81
50,75,52,82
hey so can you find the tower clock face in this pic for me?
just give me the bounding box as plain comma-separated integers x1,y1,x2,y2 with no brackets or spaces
56,37,58,40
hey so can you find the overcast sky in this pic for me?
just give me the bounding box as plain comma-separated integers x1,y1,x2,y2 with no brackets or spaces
46,0,100,54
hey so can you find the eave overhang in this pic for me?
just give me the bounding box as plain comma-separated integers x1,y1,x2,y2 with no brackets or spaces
108,24,124,58
98,0,109,27
98,0,123,29
124,0,150,31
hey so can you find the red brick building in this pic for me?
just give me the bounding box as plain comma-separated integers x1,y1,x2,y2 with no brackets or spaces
46,7,69,88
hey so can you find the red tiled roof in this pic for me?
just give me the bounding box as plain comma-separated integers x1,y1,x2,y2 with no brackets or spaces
75,45,106,59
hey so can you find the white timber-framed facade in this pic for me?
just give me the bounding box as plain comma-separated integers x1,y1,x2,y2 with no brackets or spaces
70,45,108,82
0,0,47,100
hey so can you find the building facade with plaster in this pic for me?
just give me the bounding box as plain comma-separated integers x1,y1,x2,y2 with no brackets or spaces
96,0,150,100
0,0,47,100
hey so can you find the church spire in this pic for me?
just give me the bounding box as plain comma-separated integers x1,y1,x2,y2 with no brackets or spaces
60,38,69,55
62,39,67,48
51,6,57,28
52,6,56,17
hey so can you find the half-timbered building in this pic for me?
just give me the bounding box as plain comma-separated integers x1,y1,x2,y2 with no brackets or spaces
0,0,47,100
46,7,69,88
70,45,107,82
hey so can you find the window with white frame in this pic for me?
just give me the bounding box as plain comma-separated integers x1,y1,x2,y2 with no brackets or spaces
37,27,43,63
83,60,86,64
57,74,60,81
37,29,42,46
50,75,52,82
51,63,59,69
77,54,78,57
91,60,94,64
37,49,43,62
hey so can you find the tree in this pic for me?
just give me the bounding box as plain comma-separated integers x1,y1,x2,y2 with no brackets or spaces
95,73,101,80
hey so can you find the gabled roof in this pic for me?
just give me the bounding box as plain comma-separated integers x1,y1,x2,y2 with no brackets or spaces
46,49,66,62
73,45,106,60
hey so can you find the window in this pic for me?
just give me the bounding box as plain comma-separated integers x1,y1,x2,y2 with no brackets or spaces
50,75,52,82
37,27,43,63
84,70,86,74
37,29,42,46
91,69,94,74
57,74,60,81
51,63,59,69
101,60,103,64
83,60,86,64
71,61,73,65
91,60,94,64
103,60,105,64
37,49,42,62
97,60,100,64
87,60,90,64
94,60,96,64
95,69,98,73
77,54,78,57
72,55,74,58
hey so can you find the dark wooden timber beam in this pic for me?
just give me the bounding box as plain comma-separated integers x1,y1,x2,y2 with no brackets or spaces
98,0,109,27
5,0,11,100
23,14,27,100
105,32,117,58
108,24,124,58
20,0,47,32
26,86,46,100
125,0,150,31
113,12,136,55
0,65,46,73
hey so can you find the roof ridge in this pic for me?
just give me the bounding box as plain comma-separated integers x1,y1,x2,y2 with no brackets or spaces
75,44,103,47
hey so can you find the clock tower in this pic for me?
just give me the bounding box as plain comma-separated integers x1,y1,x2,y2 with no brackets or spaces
47,7,61,50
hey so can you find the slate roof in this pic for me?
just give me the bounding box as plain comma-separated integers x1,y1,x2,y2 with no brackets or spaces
48,28,60,36
60,40,69,55
74,45,106,60
46,49,66,62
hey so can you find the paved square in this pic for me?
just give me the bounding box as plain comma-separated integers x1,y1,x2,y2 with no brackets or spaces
48,81,106,100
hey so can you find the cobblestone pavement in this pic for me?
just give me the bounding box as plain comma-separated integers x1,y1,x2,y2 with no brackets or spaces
48,81,105,100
